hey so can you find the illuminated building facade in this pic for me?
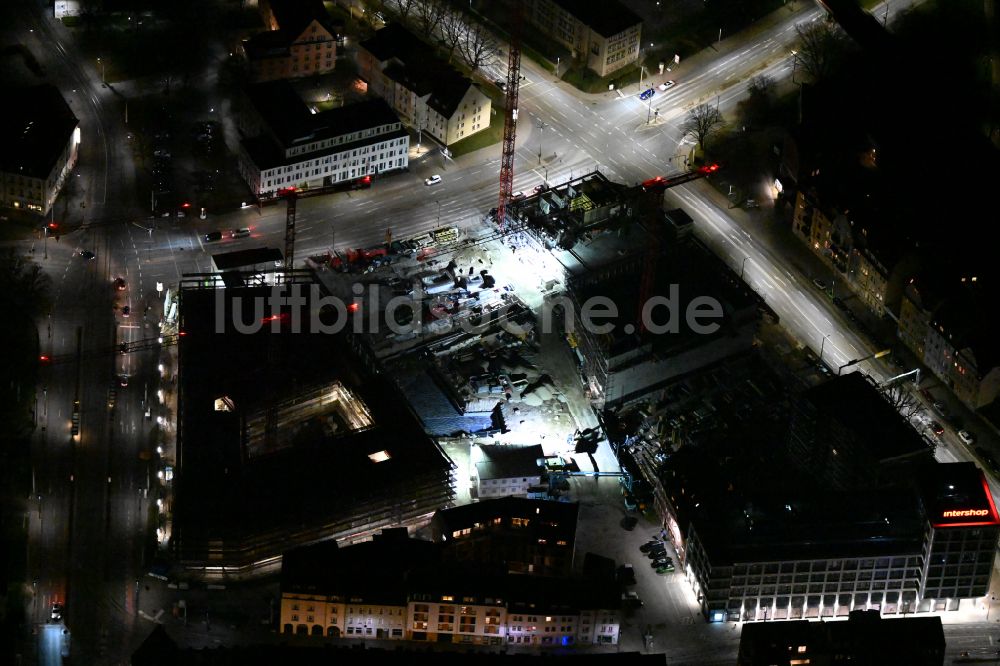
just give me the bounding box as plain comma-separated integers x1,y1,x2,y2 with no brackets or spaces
279,529,620,646
0,85,80,215
685,463,998,623
236,81,408,199
429,498,578,577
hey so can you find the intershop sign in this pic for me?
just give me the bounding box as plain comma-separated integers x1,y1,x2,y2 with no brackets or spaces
942,509,990,518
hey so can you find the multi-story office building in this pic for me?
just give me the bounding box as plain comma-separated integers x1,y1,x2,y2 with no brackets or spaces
738,610,946,666
171,282,455,578
683,462,998,623
236,80,408,199
610,350,997,623
786,373,935,491
429,497,578,577
524,0,642,77
278,529,620,646
0,85,80,215
356,24,491,148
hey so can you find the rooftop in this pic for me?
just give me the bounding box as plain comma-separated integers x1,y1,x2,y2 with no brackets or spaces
918,462,1000,529
267,0,334,35
550,0,642,38
475,444,545,481
738,610,944,665
432,497,579,536
245,81,402,148
172,283,454,564
360,24,480,118
0,84,78,180
797,373,931,461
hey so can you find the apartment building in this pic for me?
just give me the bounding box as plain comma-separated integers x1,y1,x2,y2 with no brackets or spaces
236,80,408,198
898,277,1000,410
356,24,491,147
429,498,578,577
279,529,621,646
524,0,642,77
1,85,80,216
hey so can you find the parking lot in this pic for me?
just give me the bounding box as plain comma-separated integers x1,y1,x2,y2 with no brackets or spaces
569,475,743,662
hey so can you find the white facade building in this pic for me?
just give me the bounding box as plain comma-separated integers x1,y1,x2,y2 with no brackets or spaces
238,82,408,199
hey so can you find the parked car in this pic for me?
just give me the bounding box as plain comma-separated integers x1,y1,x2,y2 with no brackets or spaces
511,191,525,200
832,297,848,311
231,227,251,239
639,88,655,100
639,540,659,553
204,231,223,242
494,80,507,91
929,421,945,436
80,250,96,260
113,277,127,291
958,430,976,445
622,591,643,609
656,564,675,574
425,174,442,186
976,446,1000,474
812,278,827,291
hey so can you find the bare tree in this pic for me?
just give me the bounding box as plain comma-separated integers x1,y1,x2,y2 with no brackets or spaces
460,22,500,72
794,22,845,82
387,0,419,22
682,104,724,151
414,0,447,37
440,8,467,63
739,74,775,130
880,383,922,420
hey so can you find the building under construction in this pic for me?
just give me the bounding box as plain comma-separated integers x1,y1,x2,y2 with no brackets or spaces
509,171,768,408
170,269,456,579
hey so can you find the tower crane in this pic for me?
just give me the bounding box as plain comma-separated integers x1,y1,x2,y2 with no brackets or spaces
495,0,524,231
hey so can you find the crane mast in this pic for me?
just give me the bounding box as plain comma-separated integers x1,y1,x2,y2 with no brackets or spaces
496,1,524,231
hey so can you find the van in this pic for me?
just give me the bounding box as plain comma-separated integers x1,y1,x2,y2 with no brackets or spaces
231,227,251,239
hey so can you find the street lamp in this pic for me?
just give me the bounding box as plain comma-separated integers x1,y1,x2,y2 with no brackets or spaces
536,121,545,165
97,57,105,83
638,64,647,92
819,333,832,365
790,50,798,84
740,256,749,280
436,200,441,224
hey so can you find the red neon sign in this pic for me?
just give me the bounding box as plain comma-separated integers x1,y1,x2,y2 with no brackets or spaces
932,475,1000,528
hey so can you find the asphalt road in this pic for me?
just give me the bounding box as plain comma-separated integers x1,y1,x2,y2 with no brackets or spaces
10,1,157,664
14,0,991,662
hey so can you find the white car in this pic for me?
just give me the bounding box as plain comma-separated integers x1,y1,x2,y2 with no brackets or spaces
958,430,976,445
659,80,675,91
425,175,442,186
511,191,525,200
